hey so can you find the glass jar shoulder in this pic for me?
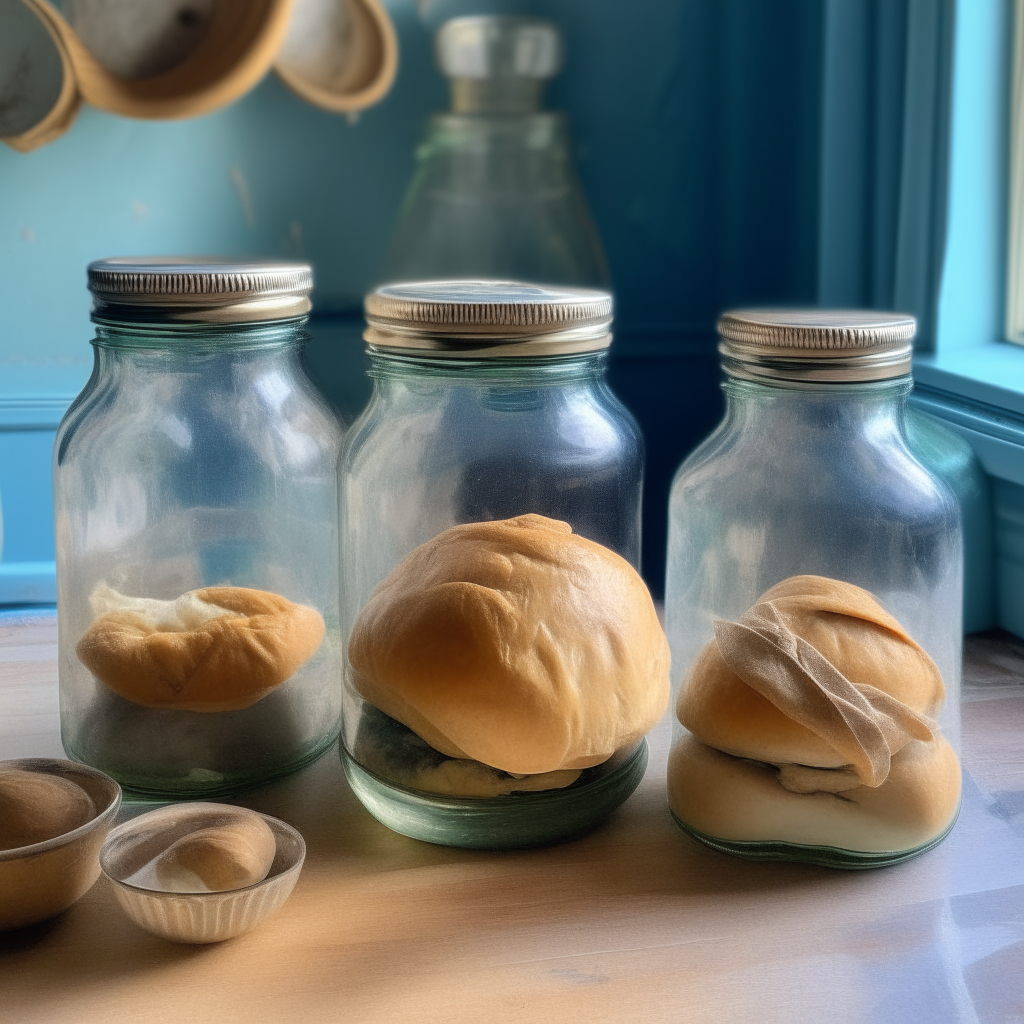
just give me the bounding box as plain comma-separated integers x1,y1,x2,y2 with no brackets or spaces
669,402,957,528
344,367,640,476
56,348,342,476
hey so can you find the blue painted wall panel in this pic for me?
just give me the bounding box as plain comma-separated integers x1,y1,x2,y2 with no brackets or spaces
1,0,829,597
0,428,56,563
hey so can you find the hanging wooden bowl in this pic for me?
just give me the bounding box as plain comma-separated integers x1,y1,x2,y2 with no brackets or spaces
274,0,397,115
37,0,296,120
1,0,80,152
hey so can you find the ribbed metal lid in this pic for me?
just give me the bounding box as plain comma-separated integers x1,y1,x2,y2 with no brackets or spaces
87,257,313,323
717,308,916,383
364,280,612,358
436,16,562,80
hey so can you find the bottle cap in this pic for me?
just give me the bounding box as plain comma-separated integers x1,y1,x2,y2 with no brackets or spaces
436,16,562,80
364,280,612,358
717,308,916,383
87,257,313,324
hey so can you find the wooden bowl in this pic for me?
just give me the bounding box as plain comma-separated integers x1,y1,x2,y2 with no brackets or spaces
274,0,397,115
0,0,80,152
0,758,121,931
39,0,296,120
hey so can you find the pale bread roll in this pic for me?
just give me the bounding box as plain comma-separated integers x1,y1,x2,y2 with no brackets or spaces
349,514,670,775
0,770,96,851
153,812,277,893
671,575,961,852
667,733,961,853
77,584,325,712
679,575,945,771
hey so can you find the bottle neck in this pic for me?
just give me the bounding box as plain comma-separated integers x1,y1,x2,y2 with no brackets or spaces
448,76,546,114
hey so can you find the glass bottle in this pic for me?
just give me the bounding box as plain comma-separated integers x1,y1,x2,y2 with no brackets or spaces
664,309,962,868
340,281,657,849
55,258,344,798
382,15,608,287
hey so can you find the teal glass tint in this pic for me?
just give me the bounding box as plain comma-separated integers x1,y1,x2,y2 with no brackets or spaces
664,310,963,868
55,260,344,797
340,283,646,848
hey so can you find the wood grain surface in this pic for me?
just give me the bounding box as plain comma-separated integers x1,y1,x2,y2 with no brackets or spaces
1,612,1022,1024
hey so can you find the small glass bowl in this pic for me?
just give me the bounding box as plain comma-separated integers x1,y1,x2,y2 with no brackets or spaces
99,802,305,943
0,757,122,931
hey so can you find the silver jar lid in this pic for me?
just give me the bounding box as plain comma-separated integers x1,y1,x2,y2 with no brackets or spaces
435,16,562,80
87,257,313,324
717,308,916,383
364,280,613,358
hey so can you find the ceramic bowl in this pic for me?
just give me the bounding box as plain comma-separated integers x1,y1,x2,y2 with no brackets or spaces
0,758,121,931
100,803,305,944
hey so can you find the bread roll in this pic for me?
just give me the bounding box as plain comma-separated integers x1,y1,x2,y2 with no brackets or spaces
77,583,325,712
349,514,670,776
670,575,961,852
152,812,277,893
0,770,96,851
668,733,960,853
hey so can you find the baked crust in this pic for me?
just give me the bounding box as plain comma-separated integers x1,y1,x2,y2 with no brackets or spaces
76,584,325,712
349,514,670,775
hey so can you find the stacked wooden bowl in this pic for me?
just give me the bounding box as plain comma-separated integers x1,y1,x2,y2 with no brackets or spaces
0,0,398,151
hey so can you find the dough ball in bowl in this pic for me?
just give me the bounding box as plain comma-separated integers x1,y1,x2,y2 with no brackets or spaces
349,514,670,776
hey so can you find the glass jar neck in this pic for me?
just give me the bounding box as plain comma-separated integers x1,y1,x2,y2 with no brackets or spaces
721,374,913,434
367,348,607,385
92,317,308,353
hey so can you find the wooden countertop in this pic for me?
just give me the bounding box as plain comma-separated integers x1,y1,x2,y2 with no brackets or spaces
1,611,1023,1024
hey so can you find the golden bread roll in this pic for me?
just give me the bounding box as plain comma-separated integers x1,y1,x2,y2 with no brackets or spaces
0,770,96,851
667,733,961,853
152,812,277,893
679,576,944,777
349,514,670,775
77,583,325,712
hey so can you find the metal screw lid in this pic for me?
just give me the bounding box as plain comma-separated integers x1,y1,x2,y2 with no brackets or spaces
87,257,313,324
436,16,563,80
717,308,916,383
364,280,613,358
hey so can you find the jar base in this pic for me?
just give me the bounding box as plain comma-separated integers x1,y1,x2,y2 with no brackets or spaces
63,728,340,800
342,740,648,850
670,808,960,869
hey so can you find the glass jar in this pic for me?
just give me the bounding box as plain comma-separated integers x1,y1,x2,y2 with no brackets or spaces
340,281,662,849
382,16,608,287
664,309,962,868
55,258,344,798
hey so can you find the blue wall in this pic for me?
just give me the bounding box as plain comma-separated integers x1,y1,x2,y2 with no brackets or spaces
1,0,827,596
